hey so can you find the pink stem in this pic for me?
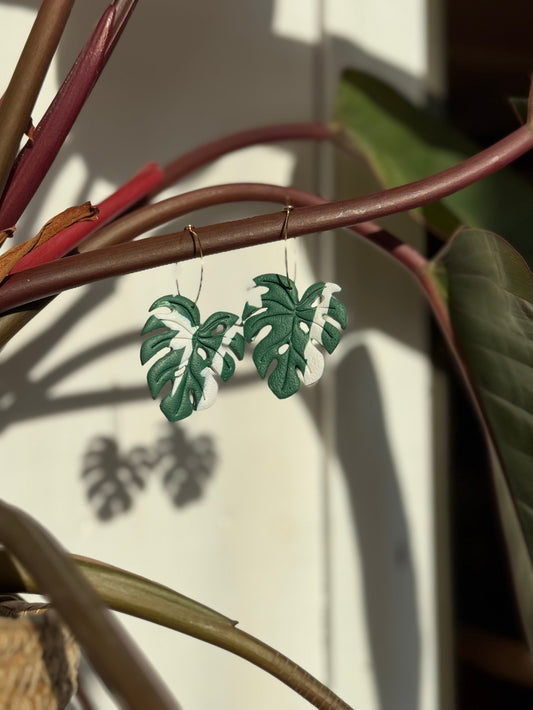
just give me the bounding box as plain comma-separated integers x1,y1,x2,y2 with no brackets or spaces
11,162,163,272
0,1,138,230
156,122,331,192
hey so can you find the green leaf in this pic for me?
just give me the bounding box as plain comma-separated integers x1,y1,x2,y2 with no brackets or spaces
427,228,533,646
332,70,533,262
141,295,244,421
243,274,347,398
0,550,353,709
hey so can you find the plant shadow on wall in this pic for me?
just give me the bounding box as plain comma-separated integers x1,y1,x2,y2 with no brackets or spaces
336,343,420,710
82,423,217,522
8,0,319,235
0,4,429,709
0,283,144,431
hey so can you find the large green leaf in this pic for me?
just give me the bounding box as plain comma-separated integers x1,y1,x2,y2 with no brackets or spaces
141,295,244,421
0,550,353,710
332,70,533,262
243,274,347,398
427,228,533,645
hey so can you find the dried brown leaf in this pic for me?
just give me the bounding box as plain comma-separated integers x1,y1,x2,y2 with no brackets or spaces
25,119,35,142
0,202,98,284
0,228,15,249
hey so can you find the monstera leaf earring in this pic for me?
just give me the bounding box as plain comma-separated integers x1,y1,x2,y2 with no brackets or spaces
140,226,244,421
242,206,347,399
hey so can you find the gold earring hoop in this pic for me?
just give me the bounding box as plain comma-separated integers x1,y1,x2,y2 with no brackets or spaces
141,223,245,422
281,205,295,289
178,224,204,306
242,203,347,399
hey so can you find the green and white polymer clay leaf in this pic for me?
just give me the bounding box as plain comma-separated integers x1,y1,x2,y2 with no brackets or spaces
243,274,347,399
141,295,244,421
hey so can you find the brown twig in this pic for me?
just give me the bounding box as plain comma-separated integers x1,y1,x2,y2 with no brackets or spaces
0,0,75,196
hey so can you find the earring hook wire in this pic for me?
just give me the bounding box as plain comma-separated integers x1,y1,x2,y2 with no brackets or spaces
281,204,294,289
176,225,204,306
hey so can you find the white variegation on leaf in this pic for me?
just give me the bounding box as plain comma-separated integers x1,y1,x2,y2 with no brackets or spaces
242,274,347,399
140,295,244,421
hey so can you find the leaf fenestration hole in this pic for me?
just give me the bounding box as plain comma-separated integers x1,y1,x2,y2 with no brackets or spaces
212,323,226,335
278,343,289,355
299,321,310,333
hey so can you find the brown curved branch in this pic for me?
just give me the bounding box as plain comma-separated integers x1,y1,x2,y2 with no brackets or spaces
0,123,530,314
80,182,425,270
0,181,426,314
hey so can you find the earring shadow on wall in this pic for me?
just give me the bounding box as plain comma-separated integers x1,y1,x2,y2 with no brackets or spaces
82,423,217,522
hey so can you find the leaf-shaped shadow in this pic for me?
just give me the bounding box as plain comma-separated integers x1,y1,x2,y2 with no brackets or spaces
81,426,217,519
155,425,216,507
82,436,149,521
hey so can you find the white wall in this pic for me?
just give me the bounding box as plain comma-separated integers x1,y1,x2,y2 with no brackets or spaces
0,2,447,709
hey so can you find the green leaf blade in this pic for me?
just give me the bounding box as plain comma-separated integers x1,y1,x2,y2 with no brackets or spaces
243,274,346,398
333,70,533,262
140,329,173,365
428,228,533,645
146,348,184,399
141,295,243,421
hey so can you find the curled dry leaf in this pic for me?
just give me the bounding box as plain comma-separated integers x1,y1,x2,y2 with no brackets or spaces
0,228,15,249
0,202,98,285
25,120,35,142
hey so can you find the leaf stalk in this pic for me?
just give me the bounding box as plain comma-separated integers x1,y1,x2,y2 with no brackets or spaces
0,0,75,197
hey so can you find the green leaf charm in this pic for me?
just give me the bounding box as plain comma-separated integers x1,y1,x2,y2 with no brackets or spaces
141,295,244,421
243,274,347,399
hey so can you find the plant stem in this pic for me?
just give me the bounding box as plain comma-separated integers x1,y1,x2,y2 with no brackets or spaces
0,0,75,197
12,162,163,272
0,500,179,709
156,122,331,192
106,0,139,59
0,184,410,348
0,6,113,229
0,184,424,314
0,1,139,230
1,550,353,710
1,123,531,314
80,182,426,269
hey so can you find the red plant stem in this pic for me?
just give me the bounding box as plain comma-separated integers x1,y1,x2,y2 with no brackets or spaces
156,122,331,192
0,0,75,196
11,162,163,272
105,0,139,59
0,1,139,230
0,123,531,314
0,6,114,230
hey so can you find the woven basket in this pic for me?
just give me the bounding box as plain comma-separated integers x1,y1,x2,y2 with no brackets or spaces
0,600,80,710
